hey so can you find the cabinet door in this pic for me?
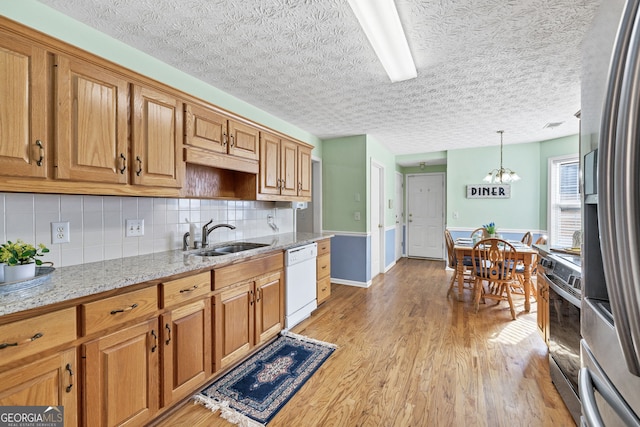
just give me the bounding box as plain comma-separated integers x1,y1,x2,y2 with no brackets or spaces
298,144,312,198
55,55,129,184
280,139,299,197
184,103,227,154
83,318,159,427
0,348,77,427
228,120,259,160
0,35,48,178
214,282,254,371
161,299,211,406
255,271,283,345
259,133,281,195
132,85,183,188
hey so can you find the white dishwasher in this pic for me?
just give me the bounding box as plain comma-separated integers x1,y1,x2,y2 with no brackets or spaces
285,242,318,329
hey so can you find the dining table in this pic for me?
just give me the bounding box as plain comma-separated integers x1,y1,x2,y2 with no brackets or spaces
453,237,538,312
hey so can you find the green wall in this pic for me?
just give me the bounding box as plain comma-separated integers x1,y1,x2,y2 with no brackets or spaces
445,134,578,233
446,142,541,232
0,1,322,155
538,134,580,229
322,136,367,232
366,135,397,227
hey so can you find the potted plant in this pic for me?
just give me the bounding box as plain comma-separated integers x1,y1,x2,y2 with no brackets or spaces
483,222,497,238
0,239,49,282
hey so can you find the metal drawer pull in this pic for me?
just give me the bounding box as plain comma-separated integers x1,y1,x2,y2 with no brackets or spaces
65,363,74,392
135,156,143,176
35,140,44,166
0,332,44,350
165,323,171,345
179,285,199,293
110,303,138,315
118,153,127,174
151,330,157,353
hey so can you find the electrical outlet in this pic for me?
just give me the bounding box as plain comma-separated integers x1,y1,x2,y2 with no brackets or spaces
125,219,145,237
51,221,70,244
354,211,361,221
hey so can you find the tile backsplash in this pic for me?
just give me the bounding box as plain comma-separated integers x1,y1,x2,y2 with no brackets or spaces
0,193,293,268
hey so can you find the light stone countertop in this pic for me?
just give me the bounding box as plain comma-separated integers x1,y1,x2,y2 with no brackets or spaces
0,232,332,317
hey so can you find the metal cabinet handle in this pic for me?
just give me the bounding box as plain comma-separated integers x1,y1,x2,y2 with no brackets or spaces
256,289,261,303
0,332,43,350
110,303,138,315
229,134,235,147
65,363,74,393
165,323,171,345
150,329,157,353
179,285,198,293
250,289,254,306
35,140,44,166
119,153,127,174
223,133,228,147
298,181,302,191
136,156,143,176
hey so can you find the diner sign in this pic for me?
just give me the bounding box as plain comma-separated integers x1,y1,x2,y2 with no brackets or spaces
466,184,511,199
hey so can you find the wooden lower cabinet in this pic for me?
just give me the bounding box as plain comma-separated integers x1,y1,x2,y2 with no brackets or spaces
0,348,77,426
161,298,211,406
537,271,550,346
316,238,332,304
213,270,283,371
82,318,159,427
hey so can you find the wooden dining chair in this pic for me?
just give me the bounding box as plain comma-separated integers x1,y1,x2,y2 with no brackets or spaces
470,227,489,239
471,238,519,320
535,235,547,245
445,229,473,296
521,231,533,246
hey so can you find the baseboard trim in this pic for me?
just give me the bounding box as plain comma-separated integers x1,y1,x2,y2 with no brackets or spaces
330,277,372,288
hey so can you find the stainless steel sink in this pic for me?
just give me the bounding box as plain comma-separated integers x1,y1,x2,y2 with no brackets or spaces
212,243,270,253
192,242,270,257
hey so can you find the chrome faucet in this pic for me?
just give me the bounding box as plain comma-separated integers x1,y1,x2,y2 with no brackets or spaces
201,220,236,247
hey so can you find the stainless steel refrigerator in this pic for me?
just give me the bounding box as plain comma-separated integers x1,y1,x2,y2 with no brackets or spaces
581,0,640,425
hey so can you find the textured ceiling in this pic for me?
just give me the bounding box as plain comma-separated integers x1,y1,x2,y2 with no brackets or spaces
38,0,602,162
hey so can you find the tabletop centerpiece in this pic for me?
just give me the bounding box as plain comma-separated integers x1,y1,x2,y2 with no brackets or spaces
483,222,497,238
0,239,50,282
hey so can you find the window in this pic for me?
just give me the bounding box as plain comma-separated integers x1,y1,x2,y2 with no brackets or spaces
549,155,581,247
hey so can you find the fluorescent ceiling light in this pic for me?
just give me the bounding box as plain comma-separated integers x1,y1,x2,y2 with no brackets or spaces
347,0,417,83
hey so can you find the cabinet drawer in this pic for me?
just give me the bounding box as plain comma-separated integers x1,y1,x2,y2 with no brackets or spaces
0,307,77,365
82,286,157,336
214,252,283,290
317,276,331,304
317,239,331,256
317,253,331,279
161,272,211,307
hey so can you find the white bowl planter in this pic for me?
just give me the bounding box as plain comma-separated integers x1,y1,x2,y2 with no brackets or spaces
4,263,36,282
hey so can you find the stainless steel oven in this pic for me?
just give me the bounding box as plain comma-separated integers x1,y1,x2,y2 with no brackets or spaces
539,251,582,424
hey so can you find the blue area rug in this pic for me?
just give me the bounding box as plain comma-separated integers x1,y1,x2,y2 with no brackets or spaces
194,332,336,426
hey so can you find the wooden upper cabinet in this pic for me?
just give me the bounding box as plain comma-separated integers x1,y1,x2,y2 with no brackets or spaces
0,35,48,178
259,132,312,200
132,85,184,188
184,103,227,154
184,103,259,169
298,145,312,198
228,120,259,160
259,132,282,196
55,55,129,183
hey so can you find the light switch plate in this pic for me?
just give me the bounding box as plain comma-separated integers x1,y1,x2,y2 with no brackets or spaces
125,219,145,237
51,221,70,244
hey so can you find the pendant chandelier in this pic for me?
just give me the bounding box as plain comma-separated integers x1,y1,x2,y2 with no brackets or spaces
483,130,521,183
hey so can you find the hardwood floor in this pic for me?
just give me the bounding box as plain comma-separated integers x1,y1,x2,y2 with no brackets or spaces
157,258,575,426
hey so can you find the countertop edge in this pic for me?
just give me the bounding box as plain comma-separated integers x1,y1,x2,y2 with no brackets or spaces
0,232,333,317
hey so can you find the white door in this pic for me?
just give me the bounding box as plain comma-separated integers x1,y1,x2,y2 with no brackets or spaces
395,172,404,260
370,162,384,277
406,173,445,258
